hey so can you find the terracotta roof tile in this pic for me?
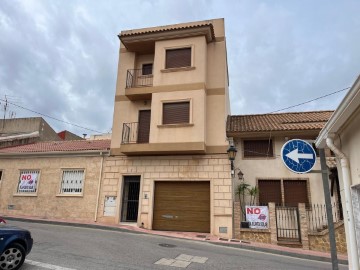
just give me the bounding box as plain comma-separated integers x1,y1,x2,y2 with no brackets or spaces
0,139,111,153
227,111,333,133
120,23,215,38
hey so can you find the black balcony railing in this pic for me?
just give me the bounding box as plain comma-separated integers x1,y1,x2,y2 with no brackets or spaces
122,122,138,144
126,69,153,88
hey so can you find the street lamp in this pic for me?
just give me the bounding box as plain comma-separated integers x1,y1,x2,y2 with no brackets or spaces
227,144,237,239
237,170,244,181
227,145,237,176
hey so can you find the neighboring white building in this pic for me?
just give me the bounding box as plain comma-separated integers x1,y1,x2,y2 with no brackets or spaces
316,74,360,269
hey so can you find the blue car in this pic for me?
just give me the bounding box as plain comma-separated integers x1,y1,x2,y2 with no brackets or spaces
0,224,33,270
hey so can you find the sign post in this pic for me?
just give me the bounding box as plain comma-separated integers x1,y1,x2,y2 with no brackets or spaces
319,148,339,270
281,139,338,270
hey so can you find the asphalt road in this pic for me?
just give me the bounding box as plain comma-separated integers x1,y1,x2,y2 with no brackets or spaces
6,220,347,270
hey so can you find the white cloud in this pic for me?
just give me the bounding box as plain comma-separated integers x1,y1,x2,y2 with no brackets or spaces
0,0,359,135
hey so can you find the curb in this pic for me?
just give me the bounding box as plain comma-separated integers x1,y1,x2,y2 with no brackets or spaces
4,216,145,235
6,216,348,266
211,242,348,265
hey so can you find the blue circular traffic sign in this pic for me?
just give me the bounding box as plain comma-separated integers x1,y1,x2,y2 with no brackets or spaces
281,139,316,174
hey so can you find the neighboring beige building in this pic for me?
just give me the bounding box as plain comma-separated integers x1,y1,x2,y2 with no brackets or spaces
96,19,233,238
316,75,360,269
227,111,336,207
0,140,110,221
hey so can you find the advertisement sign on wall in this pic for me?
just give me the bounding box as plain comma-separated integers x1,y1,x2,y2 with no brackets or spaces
19,172,38,192
245,206,269,229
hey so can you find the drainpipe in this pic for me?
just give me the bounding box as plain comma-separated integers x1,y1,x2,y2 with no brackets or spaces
94,152,105,222
326,136,359,270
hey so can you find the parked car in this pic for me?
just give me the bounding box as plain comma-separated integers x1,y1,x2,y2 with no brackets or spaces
0,218,6,224
0,224,33,270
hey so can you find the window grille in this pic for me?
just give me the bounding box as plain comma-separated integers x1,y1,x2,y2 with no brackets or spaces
60,170,84,194
17,170,40,193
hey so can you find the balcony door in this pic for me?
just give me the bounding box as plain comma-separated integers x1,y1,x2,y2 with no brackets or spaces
137,110,151,143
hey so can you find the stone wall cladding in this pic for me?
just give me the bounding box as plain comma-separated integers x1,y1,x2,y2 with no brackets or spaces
98,154,232,229
0,156,103,221
240,230,271,244
234,201,272,244
309,222,347,254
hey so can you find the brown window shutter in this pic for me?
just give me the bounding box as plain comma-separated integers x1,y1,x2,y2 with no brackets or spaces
142,63,153,75
243,140,273,157
137,110,151,143
258,180,282,205
165,48,191,69
163,102,190,125
283,180,309,207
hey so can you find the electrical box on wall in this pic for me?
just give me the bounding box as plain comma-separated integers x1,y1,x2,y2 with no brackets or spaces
104,196,117,217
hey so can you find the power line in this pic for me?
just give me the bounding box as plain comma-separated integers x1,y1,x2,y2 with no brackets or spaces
269,87,350,114
0,98,105,134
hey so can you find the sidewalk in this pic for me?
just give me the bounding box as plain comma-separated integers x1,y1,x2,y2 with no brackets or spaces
3,215,348,265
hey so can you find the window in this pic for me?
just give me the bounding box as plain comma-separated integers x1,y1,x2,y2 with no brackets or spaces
165,47,191,69
162,101,190,125
258,179,309,207
0,170,2,181
258,180,281,205
17,170,40,193
142,63,153,75
284,180,309,207
60,170,84,194
243,139,273,158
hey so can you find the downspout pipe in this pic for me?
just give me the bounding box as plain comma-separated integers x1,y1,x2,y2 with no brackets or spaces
326,136,359,270
94,152,106,222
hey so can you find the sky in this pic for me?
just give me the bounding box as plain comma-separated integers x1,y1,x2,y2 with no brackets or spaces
0,0,360,136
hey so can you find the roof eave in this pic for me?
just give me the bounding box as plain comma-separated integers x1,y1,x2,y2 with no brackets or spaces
315,75,360,148
119,25,215,51
0,149,110,158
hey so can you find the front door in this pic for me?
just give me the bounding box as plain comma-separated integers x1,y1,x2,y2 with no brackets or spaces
137,110,151,143
121,176,140,222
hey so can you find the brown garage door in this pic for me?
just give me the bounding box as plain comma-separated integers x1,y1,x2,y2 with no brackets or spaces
153,181,210,233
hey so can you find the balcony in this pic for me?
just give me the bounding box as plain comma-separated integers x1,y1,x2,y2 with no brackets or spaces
126,69,153,88
122,122,149,144
120,122,206,156
125,69,153,100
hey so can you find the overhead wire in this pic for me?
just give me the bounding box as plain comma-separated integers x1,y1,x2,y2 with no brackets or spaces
268,87,350,114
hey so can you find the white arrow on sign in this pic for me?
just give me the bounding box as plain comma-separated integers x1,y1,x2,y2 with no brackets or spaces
285,148,313,163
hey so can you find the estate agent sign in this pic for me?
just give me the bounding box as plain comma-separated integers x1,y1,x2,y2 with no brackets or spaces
18,172,38,192
245,206,269,229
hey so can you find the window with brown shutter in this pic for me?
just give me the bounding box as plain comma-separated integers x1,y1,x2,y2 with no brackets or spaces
283,180,309,207
165,48,191,69
258,180,282,205
163,102,190,125
142,63,153,75
243,140,273,157
137,110,151,143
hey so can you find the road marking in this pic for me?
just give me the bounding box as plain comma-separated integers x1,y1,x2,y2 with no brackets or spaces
25,260,77,270
155,254,208,268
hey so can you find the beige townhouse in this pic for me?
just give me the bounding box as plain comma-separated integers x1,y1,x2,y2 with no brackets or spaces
95,18,234,238
0,140,110,221
227,111,347,252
